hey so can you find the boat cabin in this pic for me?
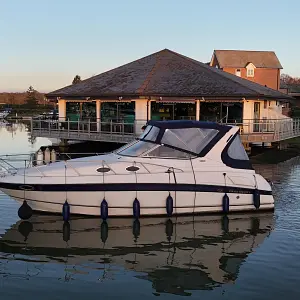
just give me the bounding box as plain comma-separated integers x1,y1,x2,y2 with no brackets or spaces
116,120,252,170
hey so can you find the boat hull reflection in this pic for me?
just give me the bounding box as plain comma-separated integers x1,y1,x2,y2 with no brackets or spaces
0,213,274,295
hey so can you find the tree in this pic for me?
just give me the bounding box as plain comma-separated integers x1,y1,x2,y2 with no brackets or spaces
8,94,15,105
25,86,39,108
280,73,300,85
72,75,82,84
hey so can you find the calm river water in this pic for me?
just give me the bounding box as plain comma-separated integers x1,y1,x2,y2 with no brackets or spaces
0,121,300,299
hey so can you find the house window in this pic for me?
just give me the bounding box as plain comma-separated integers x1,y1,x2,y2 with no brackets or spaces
246,63,255,78
235,69,241,77
264,101,267,109
247,68,254,77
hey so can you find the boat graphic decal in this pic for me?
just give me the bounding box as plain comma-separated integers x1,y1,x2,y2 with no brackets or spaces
0,182,272,195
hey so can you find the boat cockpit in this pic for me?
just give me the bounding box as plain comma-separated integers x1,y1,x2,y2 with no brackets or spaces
116,120,252,169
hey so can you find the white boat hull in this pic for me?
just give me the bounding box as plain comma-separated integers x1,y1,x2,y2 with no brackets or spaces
1,188,274,216
0,121,275,217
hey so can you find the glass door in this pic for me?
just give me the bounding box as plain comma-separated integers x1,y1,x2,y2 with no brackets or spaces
253,102,260,132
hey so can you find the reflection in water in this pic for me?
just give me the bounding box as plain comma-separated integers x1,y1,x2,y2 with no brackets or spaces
3,120,298,298
0,120,55,155
0,213,274,296
254,156,300,184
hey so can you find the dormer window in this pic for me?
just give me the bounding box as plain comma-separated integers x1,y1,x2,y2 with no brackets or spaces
246,63,255,78
247,68,254,77
235,69,241,77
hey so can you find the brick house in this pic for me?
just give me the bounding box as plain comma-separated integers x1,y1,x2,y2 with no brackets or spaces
209,50,282,90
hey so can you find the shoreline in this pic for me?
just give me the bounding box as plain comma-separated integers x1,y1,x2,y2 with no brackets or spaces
250,138,300,164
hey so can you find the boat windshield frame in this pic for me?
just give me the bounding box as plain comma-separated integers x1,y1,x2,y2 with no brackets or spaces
117,122,230,158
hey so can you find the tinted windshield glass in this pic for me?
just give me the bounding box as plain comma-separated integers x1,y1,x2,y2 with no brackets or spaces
115,140,137,153
139,126,152,139
161,128,218,154
144,145,193,159
140,125,160,142
117,141,156,157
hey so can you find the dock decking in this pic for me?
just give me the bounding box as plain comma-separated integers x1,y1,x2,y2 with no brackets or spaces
31,118,300,144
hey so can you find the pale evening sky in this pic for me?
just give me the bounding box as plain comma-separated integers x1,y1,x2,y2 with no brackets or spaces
0,0,299,93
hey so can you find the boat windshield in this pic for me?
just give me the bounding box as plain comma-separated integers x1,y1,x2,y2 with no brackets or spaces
117,140,156,157
161,127,218,154
117,140,193,158
139,125,160,142
117,125,219,158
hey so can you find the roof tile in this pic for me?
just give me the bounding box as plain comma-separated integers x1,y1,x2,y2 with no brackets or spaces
213,50,283,69
46,49,291,101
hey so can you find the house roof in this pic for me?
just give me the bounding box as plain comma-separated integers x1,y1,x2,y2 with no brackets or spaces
280,84,300,98
212,50,283,69
280,84,300,93
46,49,292,101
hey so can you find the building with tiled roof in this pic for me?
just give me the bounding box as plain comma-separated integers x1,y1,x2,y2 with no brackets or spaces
45,49,293,137
210,50,282,90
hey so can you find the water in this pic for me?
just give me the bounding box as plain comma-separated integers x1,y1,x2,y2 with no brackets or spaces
0,121,300,299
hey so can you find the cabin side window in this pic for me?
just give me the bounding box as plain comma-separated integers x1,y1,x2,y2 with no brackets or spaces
221,133,252,169
227,135,249,160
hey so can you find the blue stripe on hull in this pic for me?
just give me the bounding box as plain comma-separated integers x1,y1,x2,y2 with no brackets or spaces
0,182,272,195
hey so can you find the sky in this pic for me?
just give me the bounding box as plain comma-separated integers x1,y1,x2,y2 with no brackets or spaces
0,0,299,93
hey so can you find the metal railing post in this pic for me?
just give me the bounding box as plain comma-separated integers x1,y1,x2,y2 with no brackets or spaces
30,117,33,135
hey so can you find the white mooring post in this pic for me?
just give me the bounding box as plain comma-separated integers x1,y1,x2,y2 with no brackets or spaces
44,148,51,164
51,149,57,163
36,149,43,166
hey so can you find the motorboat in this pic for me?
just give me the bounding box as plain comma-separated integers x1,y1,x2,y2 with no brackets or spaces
0,110,9,119
0,213,273,293
0,120,274,217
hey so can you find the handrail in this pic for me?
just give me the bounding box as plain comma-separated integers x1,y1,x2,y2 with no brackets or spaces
0,152,185,178
0,158,18,172
30,117,300,143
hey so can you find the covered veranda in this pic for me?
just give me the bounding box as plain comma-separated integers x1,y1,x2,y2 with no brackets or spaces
54,97,244,136
35,48,294,144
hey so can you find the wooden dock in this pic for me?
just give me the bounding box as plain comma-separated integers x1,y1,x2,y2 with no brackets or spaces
31,118,300,145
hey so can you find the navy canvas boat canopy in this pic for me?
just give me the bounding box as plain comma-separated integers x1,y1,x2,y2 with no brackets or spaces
118,121,230,158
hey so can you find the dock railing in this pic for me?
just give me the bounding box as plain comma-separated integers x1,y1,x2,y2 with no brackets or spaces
31,117,146,143
222,118,299,143
31,117,300,144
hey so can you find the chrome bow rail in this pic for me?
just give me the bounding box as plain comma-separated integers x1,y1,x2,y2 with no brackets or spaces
0,152,184,179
